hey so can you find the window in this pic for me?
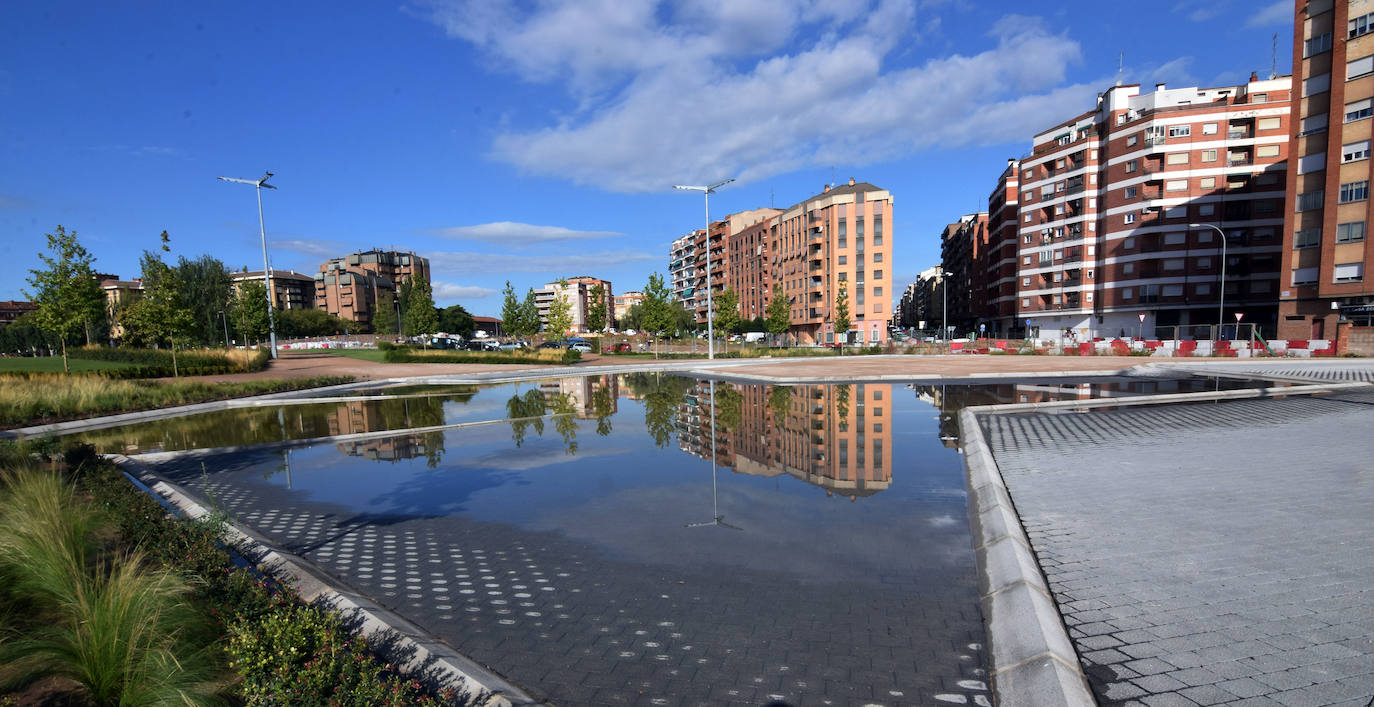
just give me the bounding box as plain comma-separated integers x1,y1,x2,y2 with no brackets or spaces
1352,12,1374,39
1168,126,1191,138
1340,180,1369,203
1022,255,1031,265
1347,99,1373,123
1021,298,1030,307
1200,176,1216,189
873,287,883,297
1165,205,1188,219
1125,159,1138,173
1123,263,1135,274
1349,55,1374,81
1124,186,1137,199
1298,152,1327,174
1124,213,1136,224
1164,259,1185,271
1335,263,1364,282
1163,284,1184,297
1197,257,1212,269
1202,123,1218,135
1196,283,1211,295
1022,277,1030,286
1257,117,1283,131
838,272,847,282
1023,234,1032,244
1122,287,1134,299
838,255,846,265
1292,267,1318,285
1167,152,1189,165
1301,112,1329,135
1201,149,1218,162
873,252,883,262
1297,191,1325,211
1344,140,1371,163
1257,173,1281,186
1306,32,1333,57
872,270,882,280
1126,135,1138,147
1252,93,1268,103
1165,232,1187,245
1257,144,1281,158
1304,73,1331,96
1199,204,1215,216
1195,229,1212,243
1124,237,1136,249
1166,179,1188,192
1337,222,1366,243
1085,293,1093,303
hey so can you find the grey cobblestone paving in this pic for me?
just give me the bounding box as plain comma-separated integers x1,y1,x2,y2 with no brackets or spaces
1160,363,1374,384
980,389,1374,706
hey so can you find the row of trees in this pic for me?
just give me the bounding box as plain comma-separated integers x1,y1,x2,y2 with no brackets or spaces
615,273,848,342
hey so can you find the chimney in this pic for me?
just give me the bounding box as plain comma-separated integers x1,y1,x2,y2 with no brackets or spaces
1007,158,1016,167
822,184,830,193
848,177,855,186
1249,71,1259,82
1155,82,1166,92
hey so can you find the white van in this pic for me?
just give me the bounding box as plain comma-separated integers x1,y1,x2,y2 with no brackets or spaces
743,332,767,343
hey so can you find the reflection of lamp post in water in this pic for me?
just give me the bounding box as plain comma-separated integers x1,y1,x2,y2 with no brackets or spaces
686,380,742,530
277,407,292,489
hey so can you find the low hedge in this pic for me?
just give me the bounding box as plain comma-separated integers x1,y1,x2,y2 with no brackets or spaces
67,347,271,379
60,446,461,705
383,346,581,365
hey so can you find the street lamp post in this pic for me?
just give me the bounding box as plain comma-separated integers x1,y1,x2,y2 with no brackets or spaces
218,171,279,359
218,310,229,348
674,179,735,359
1190,223,1228,341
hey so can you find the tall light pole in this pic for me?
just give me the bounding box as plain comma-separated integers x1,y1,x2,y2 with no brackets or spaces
218,310,229,348
218,171,279,359
674,178,734,359
1190,223,1228,341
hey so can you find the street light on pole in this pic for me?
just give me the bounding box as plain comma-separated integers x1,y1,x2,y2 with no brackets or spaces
218,171,279,359
1190,223,1228,341
674,178,734,359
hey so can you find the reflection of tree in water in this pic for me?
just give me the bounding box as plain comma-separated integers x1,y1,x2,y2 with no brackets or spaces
835,384,851,431
768,385,793,429
590,385,614,437
505,387,579,454
621,372,695,448
714,384,743,433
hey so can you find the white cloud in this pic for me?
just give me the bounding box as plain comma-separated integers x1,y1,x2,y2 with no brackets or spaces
432,281,497,300
274,238,348,258
417,1,1095,192
428,249,660,276
1245,1,1290,29
430,221,622,243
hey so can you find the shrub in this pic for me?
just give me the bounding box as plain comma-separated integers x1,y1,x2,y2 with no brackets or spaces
560,348,581,365
383,346,571,365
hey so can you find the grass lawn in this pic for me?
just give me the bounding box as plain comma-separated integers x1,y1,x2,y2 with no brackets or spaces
0,357,136,373
326,348,389,363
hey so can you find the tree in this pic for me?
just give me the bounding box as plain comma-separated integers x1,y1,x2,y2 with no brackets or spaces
518,288,541,338
175,254,231,346
500,282,522,335
670,300,696,336
586,283,608,333
278,309,356,338
639,273,674,337
713,288,740,337
715,383,743,433
25,226,105,372
768,385,792,429
545,280,573,338
230,279,270,344
833,282,851,348
122,234,195,376
397,278,414,328
438,304,475,338
766,287,791,341
403,278,439,341
835,384,851,431
373,290,399,338
619,302,644,331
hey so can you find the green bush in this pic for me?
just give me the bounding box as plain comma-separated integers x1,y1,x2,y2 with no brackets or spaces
383,346,573,366
560,348,581,365
377,341,395,352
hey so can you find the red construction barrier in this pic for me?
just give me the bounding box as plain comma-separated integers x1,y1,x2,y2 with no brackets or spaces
1079,342,1092,356
951,341,964,351
1289,340,1309,349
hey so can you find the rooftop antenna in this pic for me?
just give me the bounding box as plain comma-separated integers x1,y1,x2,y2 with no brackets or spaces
1117,51,1124,86
831,166,836,189
1270,33,1278,79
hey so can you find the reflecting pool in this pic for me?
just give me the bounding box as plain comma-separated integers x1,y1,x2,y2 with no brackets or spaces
124,373,993,705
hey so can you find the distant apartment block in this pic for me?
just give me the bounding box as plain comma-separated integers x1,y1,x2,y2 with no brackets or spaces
895,266,944,331
939,213,988,334
230,270,315,311
535,276,613,335
613,290,643,326
984,160,1022,333
314,250,429,328
0,300,36,327
1283,0,1374,337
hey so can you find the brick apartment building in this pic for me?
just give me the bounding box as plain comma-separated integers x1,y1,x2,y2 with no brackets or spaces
0,300,37,327
939,213,988,334
314,250,429,328
946,77,1292,342
230,270,316,311
1284,0,1374,336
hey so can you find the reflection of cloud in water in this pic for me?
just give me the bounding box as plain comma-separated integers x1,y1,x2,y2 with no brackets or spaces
530,479,974,586
452,445,628,471
928,514,960,528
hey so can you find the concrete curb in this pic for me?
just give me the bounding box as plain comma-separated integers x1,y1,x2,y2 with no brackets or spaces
963,381,1371,416
111,454,543,707
958,408,1096,707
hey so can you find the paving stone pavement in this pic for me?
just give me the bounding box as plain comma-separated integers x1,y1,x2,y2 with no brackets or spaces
980,389,1374,706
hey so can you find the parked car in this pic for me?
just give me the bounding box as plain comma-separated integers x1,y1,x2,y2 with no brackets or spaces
567,342,592,353
497,341,525,351
538,341,564,349
603,342,632,353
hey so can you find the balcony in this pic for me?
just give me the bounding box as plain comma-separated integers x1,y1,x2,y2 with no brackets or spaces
1144,135,1167,147
1228,130,1248,140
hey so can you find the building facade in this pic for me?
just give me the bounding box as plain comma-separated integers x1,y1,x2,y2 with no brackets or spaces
0,300,37,327
1013,78,1290,340
939,213,988,335
314,250,430,328
535,276,613,335
1283,0,1374,336
613,291,643,327
230,270,316,311
984,160,1022,334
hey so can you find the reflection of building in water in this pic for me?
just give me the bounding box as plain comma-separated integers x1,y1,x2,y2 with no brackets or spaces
326,400,433,462
336,435,431,462
538,375,619,419
679,382,893,500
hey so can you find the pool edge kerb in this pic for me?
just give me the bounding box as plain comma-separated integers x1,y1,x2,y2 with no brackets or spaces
107,454,543,707
958,408,1097,707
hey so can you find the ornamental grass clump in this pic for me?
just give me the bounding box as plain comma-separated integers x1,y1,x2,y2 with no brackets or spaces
0,468,225,705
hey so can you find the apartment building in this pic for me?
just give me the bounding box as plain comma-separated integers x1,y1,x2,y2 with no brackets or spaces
535,276,613,335
893,266,944,331
613,291,643,326
1284,0,1374,337
0,300,37,327
668,230,702,315
1014,77,1289,339
773,179,895,345
314,250,429,328
985,160,1022,334
939,213,988,334
230,270,315,311
725,208,783,322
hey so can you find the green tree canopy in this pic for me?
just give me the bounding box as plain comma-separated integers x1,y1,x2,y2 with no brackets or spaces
640,273,674,337
833,282,851,346
545,279,573,338
500,282,522,334
175,254,231,347
121,234,196,375
25,225,105,372
586,283,608,333
403,278,439,340
713,287,740,336
373,290,399,338
230,279,271,345
278,308,357,338
438,303,475,338
765,287,791,338
517,288,541,338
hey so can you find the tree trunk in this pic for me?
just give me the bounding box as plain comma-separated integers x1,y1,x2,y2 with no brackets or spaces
60,338,69,374
171,342,179,377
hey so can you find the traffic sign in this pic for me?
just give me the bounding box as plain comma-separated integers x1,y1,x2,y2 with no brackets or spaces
1234,312,1244,322
1138,313,1146,322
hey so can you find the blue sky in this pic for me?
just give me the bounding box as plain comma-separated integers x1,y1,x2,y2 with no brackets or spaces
0,0,1292,317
